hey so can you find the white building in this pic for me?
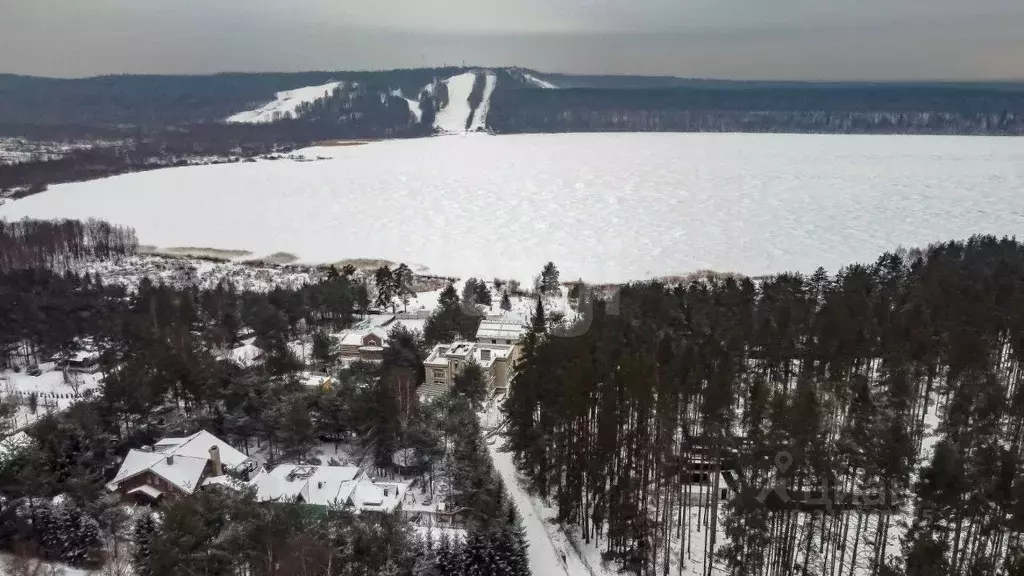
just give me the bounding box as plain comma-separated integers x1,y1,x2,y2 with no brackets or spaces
475,320,526,346
251,464,408,513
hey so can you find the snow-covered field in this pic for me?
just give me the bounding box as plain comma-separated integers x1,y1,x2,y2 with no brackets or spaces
3,133,1022,284
0,364,103,432
226,82,341,123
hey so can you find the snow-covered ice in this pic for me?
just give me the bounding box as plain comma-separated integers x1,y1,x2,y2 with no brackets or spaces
226,82,341,123
434,72,477,133
3,133,1023,284
468,73,497,132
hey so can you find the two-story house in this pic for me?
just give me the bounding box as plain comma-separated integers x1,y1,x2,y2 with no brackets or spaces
422,341,516,398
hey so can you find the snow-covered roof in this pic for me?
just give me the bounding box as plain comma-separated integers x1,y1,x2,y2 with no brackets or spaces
108,430,251,495
202,474,255,491
349,477,408,513
254,465,362,507
67,349,99,363
424,344,451,367
107,450,208,494
153,430,251,470
227,342,262,367
339,332,367,346
424,341,512,369
475,320,526,342
472,344,513,369
127,485,164,500
445,342,475,359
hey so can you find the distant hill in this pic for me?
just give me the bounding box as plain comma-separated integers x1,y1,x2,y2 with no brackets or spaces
1,67,1023,138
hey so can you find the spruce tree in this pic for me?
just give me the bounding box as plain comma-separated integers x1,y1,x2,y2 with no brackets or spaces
531,297,545,334
538,262,560,295
311,330,338,371
375,265,395,310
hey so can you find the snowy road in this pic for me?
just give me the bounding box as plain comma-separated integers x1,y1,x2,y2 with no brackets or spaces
489,445,593,576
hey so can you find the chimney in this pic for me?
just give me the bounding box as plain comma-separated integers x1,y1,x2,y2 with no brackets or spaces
166,455,174,465
209,445,223,476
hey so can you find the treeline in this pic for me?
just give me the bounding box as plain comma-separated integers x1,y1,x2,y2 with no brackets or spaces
0,68,470,128
488,87,1024,135
0,218,137,272
0,121,342,194
504,235,1024,576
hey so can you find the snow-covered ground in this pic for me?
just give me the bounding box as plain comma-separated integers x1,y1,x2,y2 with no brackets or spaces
226,82,341,124
0,364,103,432
490,445,593,576
0,553,93,576
468,73,497,132
71,255,319,292
434,73,478,134
4,133,1023,285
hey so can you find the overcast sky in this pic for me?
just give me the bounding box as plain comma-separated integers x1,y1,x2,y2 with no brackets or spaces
2,0,1023,80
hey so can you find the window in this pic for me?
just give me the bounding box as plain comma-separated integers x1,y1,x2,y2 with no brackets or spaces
491,339,497,344
433,369,445,379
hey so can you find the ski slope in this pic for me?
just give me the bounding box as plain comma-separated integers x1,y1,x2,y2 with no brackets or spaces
406,98,422,123
390,88,423,123
434,72,478,133
468,73,498,132
523,72,558,89
3,133,1023,285
226,82,341,123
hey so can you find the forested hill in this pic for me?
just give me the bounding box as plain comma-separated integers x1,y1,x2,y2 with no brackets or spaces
487,82,1024,135
0,68,471,128
2,67,1023,136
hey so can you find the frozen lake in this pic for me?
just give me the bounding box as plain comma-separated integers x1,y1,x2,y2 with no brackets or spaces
2,133,1023,283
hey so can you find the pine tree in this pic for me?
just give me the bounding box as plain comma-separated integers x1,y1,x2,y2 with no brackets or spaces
436,533,463,576
531,297,545,334
475,282,493,307
311,330,339,371
439,283,460,310
500,293,512,312
132,514,156,576
539,262,560,295
503,503,531,576
375,265,395,310
453,361,487,407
